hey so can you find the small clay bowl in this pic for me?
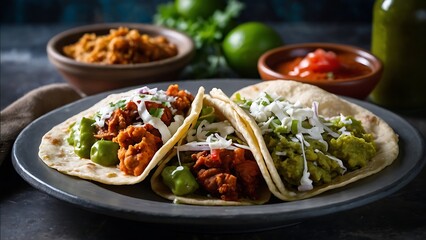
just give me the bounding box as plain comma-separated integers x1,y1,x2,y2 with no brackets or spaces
257,43,383,99
47,23,195,95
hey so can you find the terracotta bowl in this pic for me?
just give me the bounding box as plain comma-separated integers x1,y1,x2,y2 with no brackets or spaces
47,23,195,95
257,43,383,99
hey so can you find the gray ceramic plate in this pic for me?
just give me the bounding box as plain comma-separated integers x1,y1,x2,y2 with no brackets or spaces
12,79,425,233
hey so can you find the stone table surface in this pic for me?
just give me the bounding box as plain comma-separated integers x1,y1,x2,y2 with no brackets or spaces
1,23,425,240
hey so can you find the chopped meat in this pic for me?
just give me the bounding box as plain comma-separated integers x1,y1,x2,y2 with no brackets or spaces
197,168,238,201
166,84,194,115
92,85,194,176
143,123,162,141
63,27,178,65
191,148,262,201
192,150,221,169
233,148,261,198
234,160,262,199
145,101,173,126
95,85,192,140
114,125,162,176
95,101,139,140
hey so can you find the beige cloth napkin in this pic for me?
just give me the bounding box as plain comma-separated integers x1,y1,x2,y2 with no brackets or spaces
0,83,83,165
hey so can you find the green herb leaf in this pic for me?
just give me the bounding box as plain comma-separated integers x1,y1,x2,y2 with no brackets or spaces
109,99,126,109
149,108,164,118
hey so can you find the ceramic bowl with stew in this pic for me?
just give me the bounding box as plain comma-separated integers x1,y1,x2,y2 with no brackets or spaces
257,43,383,99
47,23,195,95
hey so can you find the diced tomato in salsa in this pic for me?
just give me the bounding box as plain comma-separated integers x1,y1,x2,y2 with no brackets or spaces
274,48,371,81
297,48,341,73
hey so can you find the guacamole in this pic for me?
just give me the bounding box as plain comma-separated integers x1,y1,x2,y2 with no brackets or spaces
235,92,376,191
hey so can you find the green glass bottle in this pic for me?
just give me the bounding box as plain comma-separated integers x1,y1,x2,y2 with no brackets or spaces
370,0,426,110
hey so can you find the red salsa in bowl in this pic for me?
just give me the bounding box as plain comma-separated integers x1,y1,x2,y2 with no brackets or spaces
258,43,383,99
275,48,372,81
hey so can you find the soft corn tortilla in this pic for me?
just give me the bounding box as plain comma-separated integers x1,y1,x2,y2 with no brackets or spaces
38,86,204,185
211,80,399,201
150,93,273,205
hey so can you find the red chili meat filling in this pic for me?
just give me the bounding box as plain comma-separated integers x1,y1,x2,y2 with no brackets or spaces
95,101,139,140
191,148,263,201
114,125,162,176
93,84,194,176
166,84,194,115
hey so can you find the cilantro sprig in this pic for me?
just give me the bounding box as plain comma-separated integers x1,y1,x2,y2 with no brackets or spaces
109,99,126,109
153,0,244,78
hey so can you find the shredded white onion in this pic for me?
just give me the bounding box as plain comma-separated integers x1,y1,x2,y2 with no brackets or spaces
314,149,347,174
93,86,187,144
177,119,249,153
296,133,313,191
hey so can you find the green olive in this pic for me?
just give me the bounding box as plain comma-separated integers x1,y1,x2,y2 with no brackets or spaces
68,117,97,158
161,165,199,196
90,140,120,166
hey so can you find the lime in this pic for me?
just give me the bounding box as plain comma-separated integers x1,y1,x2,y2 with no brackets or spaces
222,22,283,78
175,0,226,20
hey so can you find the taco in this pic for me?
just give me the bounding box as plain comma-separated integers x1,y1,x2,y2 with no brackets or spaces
211,80,399,201
38,84,204,185
150,92,274,205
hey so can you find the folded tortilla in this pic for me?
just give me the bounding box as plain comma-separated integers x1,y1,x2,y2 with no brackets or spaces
150,93,273,205
38,85,204,185
211,80,399,201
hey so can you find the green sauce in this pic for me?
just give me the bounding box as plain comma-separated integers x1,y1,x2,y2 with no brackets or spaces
267,117,376,190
